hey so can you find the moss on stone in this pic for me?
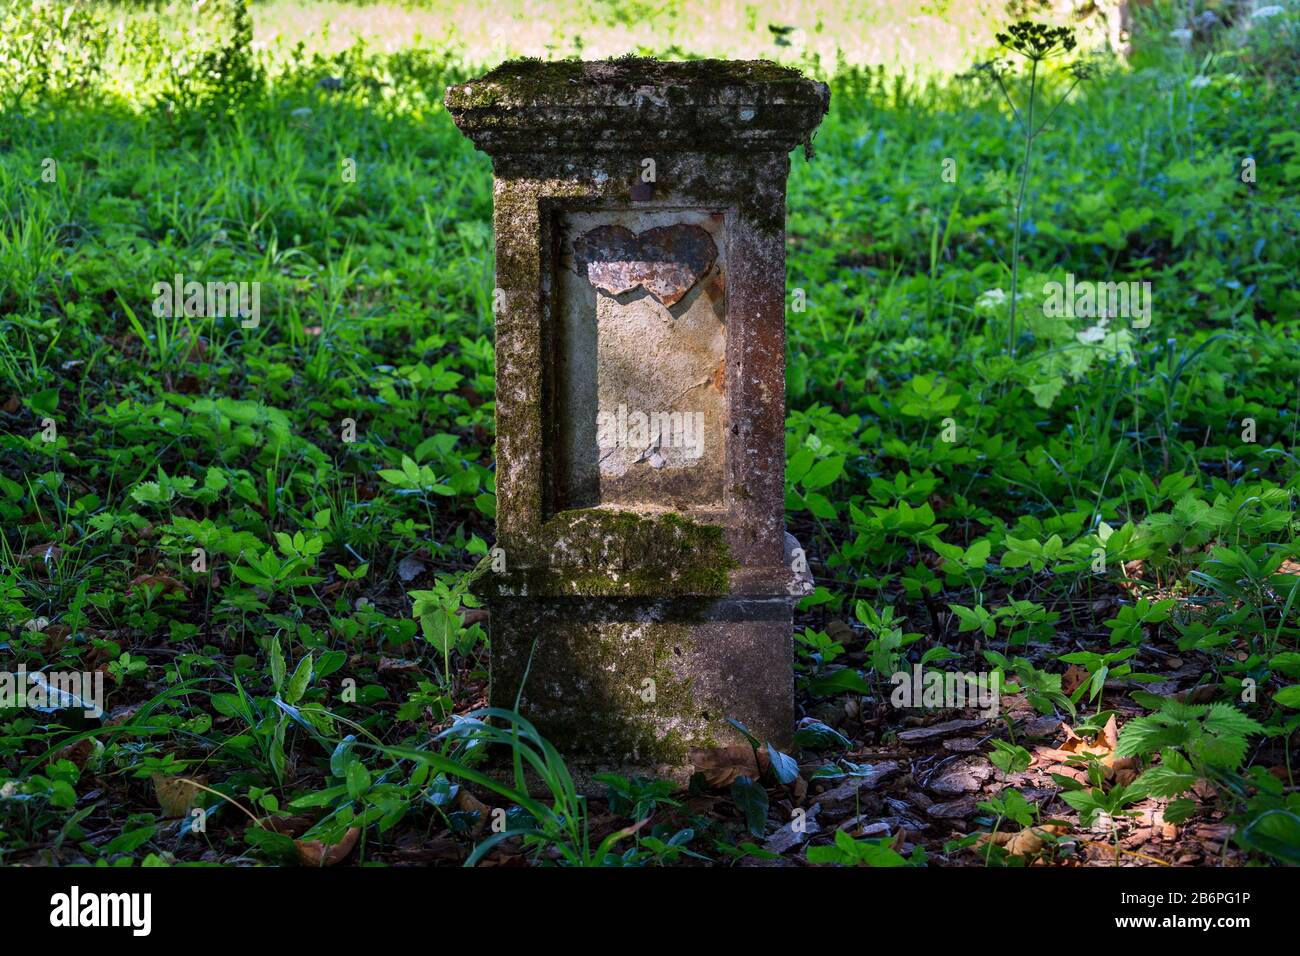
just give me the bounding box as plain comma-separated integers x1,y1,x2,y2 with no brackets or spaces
525,631,696,764
448,56,826,112
493,508,736,597
489,602,716,765
451,58,585,108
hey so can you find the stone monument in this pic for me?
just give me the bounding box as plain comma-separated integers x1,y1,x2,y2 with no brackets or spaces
446,58,828,775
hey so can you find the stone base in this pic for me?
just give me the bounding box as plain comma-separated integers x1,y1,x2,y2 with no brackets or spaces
489,594,793,773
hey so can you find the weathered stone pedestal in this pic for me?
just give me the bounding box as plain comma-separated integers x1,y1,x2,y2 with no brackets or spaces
447,59,828,776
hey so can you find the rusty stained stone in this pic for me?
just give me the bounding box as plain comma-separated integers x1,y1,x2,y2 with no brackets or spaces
573,223,717,308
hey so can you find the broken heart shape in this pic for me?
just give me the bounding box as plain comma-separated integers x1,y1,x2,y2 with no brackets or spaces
574,223,718,308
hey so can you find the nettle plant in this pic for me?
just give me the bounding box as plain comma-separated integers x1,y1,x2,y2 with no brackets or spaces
1117,697,1272,833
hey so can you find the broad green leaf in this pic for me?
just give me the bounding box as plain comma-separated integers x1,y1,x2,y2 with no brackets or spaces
730,776,769,838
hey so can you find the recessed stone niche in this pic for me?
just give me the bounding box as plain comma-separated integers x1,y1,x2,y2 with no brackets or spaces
556,207,728,514
447,58,828,777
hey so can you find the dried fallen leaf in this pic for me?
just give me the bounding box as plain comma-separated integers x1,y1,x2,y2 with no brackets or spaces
1101,714,1119,750
153,774,205,818
20,543,62,576
178,331,207,364
975,824,1068,858
690,745,768,788
54,738,94,770
296,826,360,866
1173,683,1220,705
1035,718,1138,785
1061,664,1089,696
455,788,492,834
129,574,189,598
39,623,72,651
261,815,317,838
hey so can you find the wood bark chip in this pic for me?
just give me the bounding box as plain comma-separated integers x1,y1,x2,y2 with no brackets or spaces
814,761,901,805
927,796,979,820
896,718,987,743
926,757,993,796
296,827,360,867
763,802,821,854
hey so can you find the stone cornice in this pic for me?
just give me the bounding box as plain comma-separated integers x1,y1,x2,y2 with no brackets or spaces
446,57,830,155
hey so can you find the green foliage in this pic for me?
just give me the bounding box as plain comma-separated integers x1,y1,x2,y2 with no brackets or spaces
0,0,1297,868
1104,598,1175,646
807,829,925,867
988,739,1032,774
1056,779,1146,829
1061,648,1148,705
1118,699,1266,773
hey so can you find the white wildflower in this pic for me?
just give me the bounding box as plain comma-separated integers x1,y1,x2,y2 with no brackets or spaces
1077,318,1110,345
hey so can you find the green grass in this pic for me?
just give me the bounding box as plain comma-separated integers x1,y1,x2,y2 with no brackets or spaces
0,0,1298,867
